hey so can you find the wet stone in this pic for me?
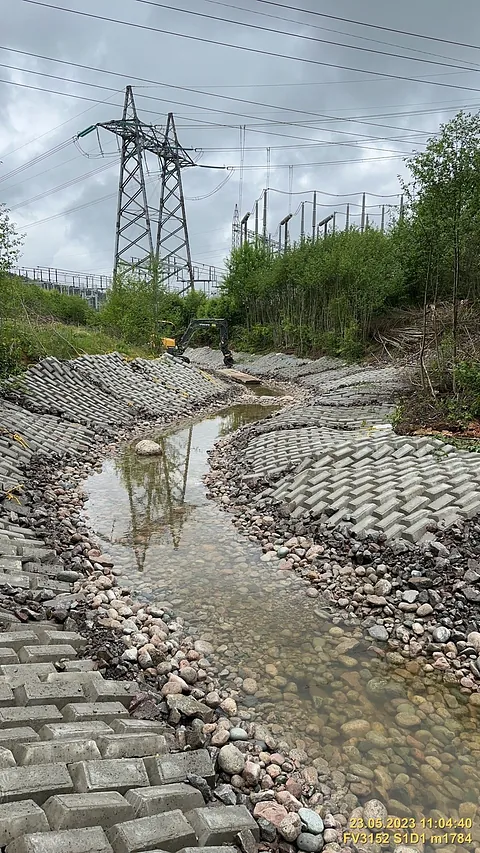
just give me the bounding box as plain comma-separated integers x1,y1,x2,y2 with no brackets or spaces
298,809,324,835
368,625,388,642
297,831,324,852
68,393,480,831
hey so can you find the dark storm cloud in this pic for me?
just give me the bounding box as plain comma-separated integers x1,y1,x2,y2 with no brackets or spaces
2,0,480,276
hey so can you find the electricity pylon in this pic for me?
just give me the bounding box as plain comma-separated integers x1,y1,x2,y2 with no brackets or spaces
231,204,240,250
78,86,196,289
155,113,196,295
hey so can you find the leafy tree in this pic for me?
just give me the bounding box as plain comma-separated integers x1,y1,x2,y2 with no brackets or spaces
220,228,405,357
0,205,23,273
401,112,480,389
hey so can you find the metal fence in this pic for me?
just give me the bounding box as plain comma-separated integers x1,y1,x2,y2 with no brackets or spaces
11,260,223,307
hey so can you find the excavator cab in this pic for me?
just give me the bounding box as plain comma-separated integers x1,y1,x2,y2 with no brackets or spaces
159,319,234,368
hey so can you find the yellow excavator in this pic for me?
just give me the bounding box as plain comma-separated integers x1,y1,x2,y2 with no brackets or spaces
159,318,234,368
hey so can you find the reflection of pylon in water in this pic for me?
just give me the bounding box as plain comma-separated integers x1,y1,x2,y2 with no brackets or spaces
118,425,194,571
160,425,193,550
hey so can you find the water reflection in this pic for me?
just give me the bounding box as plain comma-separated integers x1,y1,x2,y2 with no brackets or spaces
116,426,195,564
90,404,279,565
84,404,480,836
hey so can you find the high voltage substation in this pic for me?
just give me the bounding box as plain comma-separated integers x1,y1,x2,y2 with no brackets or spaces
7,84,407,306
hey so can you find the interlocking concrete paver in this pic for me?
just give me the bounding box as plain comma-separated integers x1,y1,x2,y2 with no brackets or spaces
39,721,114,740
186,805,260,846
69,758,150,794
13,739,101,766
44,792,135,830
125,783,204,817
0,801,50,847
5,826,114,853
62,702,129,724
106,810,196,853
0,705,63,730
13,681,85,708
18,644,78,664
145,750,215,786
83,680,136,706
96,733,168,760
0,763,74,804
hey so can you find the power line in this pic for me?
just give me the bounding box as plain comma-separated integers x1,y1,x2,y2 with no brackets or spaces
3,46,478,158
0,62,434,160
7,161,118,211
128,0,480,76
0,138,73,184
17,190,117,229
266,186,400,199
19,1,480,95
0,47,438,139
0,77,429,160
0,91,121,161
204,0,480,70
0,153,83,191
0,62,428,158
252,0,480,53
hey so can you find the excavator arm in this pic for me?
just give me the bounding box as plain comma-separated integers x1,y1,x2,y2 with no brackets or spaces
161,318,234,367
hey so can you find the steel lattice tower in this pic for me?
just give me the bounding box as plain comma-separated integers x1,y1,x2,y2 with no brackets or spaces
90,87,196,288
231,204,240,250
155,113,196,294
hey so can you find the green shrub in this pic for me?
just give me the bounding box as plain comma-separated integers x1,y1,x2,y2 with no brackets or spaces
454,360,480,418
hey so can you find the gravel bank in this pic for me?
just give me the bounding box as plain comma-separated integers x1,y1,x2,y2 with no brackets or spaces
1,350,479,853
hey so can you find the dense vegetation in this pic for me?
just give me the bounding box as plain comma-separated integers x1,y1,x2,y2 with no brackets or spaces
1,111,480,425
0,264,150,381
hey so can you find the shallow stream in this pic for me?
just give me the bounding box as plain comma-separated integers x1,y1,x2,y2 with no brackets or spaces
84,399,480,837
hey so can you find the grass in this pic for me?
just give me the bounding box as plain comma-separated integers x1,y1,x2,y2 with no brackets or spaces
392,393,480,452
0,318,150,381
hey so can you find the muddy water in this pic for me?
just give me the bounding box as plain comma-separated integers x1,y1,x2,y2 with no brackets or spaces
84,402,480,837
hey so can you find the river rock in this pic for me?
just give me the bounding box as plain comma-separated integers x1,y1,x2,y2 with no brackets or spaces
194,639,214,656
395,712,421,728
368,625,389,641
341,719,370,737
242,678,258,695
135,439,162,456
363,799,388,823
297,832,324,852
257,818,276,843
374,579,392,596
178,666,197,684
211,728,230,746
243,760,261,786
366,595,387,607
166,694,213,722
220,698,237,716
121,648,138,663
299,808,324,835
416,603,433,616
229,727,249,741
467,631,480,652
432,626,451,643
253,801,288,827
463,586,480,603
214,783,237,805
393,848,419,853
279,812,302,842
218,743,245,774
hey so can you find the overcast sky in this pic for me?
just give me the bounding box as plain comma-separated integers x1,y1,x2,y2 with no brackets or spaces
2,0,480,289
